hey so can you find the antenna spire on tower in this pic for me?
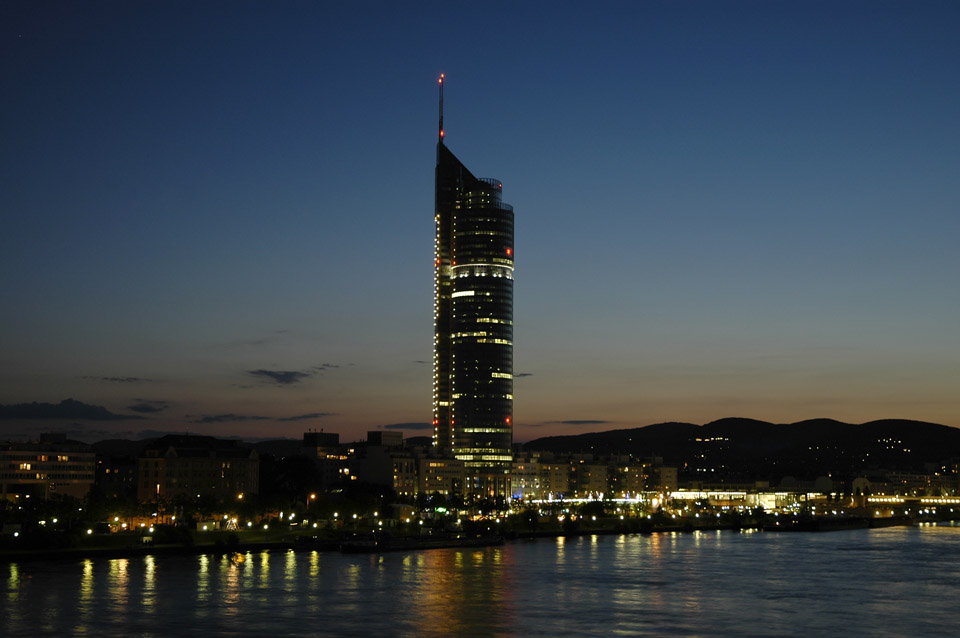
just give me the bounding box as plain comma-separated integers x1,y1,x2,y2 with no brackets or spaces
438,73,445,143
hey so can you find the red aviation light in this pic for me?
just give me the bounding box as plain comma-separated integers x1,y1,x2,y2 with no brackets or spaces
505,416,512,425
435,258,441,268
505,247,512,257
440,129,444,138
432,419,439,426
439,73,444,83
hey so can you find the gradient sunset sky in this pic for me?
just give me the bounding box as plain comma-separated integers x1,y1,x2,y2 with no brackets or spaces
2,1,958,443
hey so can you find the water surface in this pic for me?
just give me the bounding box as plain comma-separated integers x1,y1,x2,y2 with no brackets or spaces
3,525,958,636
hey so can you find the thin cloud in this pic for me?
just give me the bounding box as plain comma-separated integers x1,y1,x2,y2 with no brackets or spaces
221,330,289,349
247,369,312,385
413,360,429,365
187,413,271,424
514,373,533,378
277,412,335,422
0,399,145,421
82,376,152,383
246,363,342,386
128,399,171,414
51,426,139,438
381,422,433,431
240,338,271,347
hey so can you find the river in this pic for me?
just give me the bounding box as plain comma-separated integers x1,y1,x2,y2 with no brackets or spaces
3,524,959,636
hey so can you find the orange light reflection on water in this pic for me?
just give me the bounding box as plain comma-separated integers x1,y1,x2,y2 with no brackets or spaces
408,547,514,636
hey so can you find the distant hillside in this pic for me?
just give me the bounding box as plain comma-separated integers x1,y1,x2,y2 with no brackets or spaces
523,418,960,481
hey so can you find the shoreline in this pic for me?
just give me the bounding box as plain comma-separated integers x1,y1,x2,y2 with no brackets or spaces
0,515,930,564
0,540,296,564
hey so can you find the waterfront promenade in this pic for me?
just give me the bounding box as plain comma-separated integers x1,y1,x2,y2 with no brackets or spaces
0,508,929,563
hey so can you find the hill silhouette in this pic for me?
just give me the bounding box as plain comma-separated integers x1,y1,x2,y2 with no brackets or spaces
523,418,960,482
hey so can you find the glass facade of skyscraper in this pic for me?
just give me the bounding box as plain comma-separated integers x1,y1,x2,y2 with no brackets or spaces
434,139,514,498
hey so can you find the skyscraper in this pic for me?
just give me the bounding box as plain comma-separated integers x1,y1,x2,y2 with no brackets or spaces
433,75,514,498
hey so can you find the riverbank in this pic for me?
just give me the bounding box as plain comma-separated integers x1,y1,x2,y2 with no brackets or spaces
1,513,932,563
0,538,297,563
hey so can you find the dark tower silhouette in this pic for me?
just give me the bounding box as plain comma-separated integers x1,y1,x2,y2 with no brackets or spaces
433,75,514,497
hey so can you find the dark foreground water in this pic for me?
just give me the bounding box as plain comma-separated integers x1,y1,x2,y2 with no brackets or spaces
4,525,960,637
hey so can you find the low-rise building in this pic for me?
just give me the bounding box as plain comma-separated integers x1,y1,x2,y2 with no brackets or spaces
418,456,466,496
303,431,349,488
350,433,418,498
96,455,138,499
0,434,96,500
511,455,541,499
571,461,608,498
137,435,259,502
538,463,569,499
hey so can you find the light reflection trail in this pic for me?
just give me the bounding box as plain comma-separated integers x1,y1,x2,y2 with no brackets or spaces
107,558,129,624
4,564,21,629
76,559,94,631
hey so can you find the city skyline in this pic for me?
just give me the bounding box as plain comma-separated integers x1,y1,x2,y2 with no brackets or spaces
2,2,959,443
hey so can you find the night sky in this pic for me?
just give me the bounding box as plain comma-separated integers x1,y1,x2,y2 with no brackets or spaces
2,1,958,443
